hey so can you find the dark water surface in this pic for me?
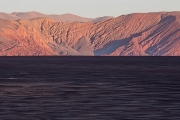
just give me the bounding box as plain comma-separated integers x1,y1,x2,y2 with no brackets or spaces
0,57,180,120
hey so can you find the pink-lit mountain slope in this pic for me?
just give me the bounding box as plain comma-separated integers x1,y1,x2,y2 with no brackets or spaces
0,12,180,56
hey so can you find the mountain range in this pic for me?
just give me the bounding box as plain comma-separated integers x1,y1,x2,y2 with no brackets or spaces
0,11,180,56
0,11,114,22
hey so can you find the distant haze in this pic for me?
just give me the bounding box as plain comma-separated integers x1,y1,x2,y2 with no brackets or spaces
0,0,180,18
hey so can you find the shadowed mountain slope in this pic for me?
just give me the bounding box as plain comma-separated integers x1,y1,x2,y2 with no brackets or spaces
1,12,180,56
91,16,114,22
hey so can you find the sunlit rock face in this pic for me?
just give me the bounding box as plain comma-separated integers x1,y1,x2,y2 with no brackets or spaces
1,12,180,56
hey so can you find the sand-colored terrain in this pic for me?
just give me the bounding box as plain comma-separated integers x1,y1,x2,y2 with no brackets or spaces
1,12,180,56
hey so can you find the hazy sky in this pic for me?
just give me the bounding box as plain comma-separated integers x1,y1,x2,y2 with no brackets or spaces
0,0,180,18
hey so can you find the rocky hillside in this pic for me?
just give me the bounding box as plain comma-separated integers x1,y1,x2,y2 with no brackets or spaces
0,12,180,56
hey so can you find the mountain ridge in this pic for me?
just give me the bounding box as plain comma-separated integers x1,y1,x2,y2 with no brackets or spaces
0,11,113,22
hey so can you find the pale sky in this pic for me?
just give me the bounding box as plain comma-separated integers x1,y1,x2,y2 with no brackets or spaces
0,0,180,18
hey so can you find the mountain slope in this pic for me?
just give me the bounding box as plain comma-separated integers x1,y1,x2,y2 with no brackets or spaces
12,11,46,20
1,12,180,56
48,14,92,22
0,12,19,20
91,16,114,22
